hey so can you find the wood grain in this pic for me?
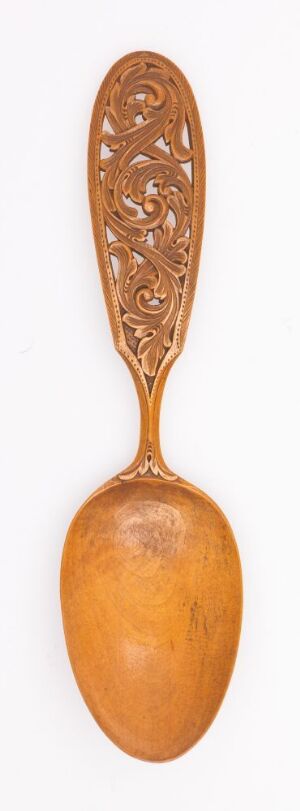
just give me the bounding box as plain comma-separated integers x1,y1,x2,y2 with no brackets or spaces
61,479,242,761
60,51,243,761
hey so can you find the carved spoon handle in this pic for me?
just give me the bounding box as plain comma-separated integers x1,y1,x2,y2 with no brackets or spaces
88,51,205,479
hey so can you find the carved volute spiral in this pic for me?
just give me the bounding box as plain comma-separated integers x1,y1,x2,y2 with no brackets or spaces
88,52,205,479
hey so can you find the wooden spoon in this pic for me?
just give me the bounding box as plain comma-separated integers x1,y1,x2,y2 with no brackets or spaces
60,51,242,762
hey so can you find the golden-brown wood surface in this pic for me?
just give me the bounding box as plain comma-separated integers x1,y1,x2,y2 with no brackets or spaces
60,51,243,762
61,479,242,761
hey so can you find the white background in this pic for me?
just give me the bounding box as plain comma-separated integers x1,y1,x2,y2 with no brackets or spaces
1,1,299,809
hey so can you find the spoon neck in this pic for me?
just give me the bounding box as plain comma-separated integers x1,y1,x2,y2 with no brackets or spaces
118,365,177,482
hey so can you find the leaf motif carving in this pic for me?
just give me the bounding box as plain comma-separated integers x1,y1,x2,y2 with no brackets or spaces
98,61,194,381
89,52,205,399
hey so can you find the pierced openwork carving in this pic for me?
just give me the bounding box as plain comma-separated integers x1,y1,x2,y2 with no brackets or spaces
89,52,205,479
100,61,193,382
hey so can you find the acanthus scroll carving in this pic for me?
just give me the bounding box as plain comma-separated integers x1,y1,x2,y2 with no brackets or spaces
99,60,193,389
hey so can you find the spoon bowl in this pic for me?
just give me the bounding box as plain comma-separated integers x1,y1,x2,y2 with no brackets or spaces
61,478,242,761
